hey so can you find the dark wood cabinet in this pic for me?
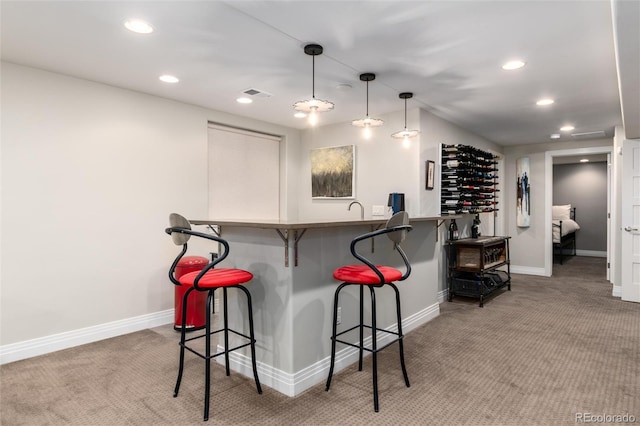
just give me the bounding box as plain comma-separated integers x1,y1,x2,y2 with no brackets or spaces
446,236,511,307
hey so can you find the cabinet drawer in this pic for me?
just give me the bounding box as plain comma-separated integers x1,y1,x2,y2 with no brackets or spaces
458,247,482,269
456,243,506,270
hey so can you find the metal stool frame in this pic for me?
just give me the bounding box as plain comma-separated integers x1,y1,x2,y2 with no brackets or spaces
166,216,262,421
325,212,412,412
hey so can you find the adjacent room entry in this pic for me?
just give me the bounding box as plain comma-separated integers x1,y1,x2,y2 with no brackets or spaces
207,123,280,220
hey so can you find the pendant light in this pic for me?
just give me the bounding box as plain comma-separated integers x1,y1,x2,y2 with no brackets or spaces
391,92,419,148
293,44,334,126
351,73,384,139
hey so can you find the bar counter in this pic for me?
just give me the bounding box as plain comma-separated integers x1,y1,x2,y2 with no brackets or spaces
187,215,451,397
190,215,456,267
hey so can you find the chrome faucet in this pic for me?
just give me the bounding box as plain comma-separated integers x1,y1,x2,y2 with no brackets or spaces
348,201,364,220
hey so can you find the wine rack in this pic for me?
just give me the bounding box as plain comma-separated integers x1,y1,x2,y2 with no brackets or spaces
441,144,499,215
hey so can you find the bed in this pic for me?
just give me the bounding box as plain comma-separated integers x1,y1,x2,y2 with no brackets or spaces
553,205,580,264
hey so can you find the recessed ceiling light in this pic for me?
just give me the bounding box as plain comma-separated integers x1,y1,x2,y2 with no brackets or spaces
536,98,555,106
560,125,575,132
236,97,253,104
124,19,153,34
159,75,179,83
580,158,589,163
294,112,307,118
550,133,561,139
502,60,525,70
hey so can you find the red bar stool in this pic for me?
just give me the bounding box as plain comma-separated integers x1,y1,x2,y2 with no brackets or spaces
325,211,413,412
166,213,262,421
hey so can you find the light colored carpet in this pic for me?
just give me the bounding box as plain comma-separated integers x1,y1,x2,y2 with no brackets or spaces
1,256,637,425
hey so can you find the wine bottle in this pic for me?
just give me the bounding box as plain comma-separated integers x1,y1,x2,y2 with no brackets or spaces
448,219,459,240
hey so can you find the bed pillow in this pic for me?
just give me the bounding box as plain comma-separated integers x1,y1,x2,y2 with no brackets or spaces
552,204,571,221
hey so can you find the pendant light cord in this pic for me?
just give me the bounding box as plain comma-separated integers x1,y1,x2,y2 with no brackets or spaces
312,55,315,99
366,81,369,116
404,98,408,128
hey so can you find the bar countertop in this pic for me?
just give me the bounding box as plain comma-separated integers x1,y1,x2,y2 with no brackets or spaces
190,215,461,267
190,215,459,230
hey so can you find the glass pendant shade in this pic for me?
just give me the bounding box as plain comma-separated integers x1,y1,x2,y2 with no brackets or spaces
293,44,334,126
351,73,383,138
391,92,419,143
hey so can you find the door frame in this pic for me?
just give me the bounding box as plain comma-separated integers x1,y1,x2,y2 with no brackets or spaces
544,146,614,277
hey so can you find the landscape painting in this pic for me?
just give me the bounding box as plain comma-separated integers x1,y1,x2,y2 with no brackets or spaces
311,145,355,199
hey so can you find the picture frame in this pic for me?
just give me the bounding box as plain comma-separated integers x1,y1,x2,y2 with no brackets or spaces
311,145,355,199
516,157,531,227
426,160,435,190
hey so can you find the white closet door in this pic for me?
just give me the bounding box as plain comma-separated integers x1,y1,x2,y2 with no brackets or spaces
207,124,280,220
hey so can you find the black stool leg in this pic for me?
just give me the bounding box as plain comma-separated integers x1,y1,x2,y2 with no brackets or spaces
223,288,230,376
174,287,193,398
369,286,379,412
358,285,364,371
325,282,348,391
390,283,410,388
237,285,262,394
204,289,214,421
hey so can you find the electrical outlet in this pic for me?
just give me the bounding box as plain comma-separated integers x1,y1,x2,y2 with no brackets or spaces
336,306,341,325
372,205,385,216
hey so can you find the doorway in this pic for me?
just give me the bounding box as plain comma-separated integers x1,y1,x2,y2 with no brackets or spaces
544,146,613,280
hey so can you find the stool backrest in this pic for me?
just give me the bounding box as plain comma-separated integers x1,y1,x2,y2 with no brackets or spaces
169,213,192,245
350,211,413,283
165,213,231,288
385,211,410,244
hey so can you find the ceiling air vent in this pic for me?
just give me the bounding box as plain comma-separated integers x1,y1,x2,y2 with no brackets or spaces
242,88,272,98
571,131,606,138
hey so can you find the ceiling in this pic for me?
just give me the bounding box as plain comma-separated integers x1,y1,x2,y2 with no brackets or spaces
1,1,638,147
553,154,608,165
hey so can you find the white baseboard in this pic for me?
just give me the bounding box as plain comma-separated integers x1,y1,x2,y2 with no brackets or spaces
437,289,448,304
510,265,547,276
0,309,174,365
612,285,622,298
218,302,441,397
575,250,607,258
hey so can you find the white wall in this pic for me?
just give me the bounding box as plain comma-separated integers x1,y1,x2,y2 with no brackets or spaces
296,107,502,297
419,109,503,235
503,138,613,275
0,60,504,362
0,62,300,354
297,108,421,221
296,107,502,223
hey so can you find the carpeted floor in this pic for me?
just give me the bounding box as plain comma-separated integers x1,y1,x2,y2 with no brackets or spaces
1,256,637,425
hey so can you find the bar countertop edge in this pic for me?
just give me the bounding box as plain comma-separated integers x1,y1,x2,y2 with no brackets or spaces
190,215,461,230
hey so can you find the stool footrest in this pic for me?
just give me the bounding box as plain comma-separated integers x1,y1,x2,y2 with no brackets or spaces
180,328,255,361
183,327,251,344
332,324,403,354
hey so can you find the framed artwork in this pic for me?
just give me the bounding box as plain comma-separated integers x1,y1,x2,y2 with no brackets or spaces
426,160,435,190
516,157,530,227
311,145,355,199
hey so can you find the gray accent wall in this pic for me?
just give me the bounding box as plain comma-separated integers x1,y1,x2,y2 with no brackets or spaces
553,162,607,252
